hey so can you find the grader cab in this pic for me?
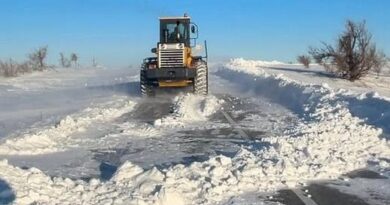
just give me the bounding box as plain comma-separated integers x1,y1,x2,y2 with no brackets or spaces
140,14,208,96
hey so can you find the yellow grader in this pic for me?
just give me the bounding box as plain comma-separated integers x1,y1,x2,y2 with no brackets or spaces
140,14,208,96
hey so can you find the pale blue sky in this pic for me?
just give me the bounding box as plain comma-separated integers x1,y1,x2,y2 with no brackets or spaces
0,0,389,67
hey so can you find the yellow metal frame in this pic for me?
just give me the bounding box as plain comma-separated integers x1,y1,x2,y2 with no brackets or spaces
184,47,193,68
158,80,193,87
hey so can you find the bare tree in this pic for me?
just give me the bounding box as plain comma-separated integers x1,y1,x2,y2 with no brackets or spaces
386,59,390,74
29,46,48,71
309,20,387,81
60,53,66,67
70,53,78,68
297,55,311,68
59,53,71,68
92,57,98,68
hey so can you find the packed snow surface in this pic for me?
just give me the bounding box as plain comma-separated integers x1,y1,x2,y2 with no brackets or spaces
327,177,390,205
0,60,389,204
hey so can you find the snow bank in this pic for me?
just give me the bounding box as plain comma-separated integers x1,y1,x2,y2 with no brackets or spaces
0,97,136,155
218,59,390,130
229,58,288,67
347,91,390,134
0,159,188,205
1,126,388,204
154,94,224,127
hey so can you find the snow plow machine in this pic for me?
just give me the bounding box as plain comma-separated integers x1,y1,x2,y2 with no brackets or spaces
140,14,208,96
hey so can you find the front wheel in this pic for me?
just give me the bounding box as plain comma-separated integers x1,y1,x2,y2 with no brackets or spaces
140,70,154,97
193,60,208,95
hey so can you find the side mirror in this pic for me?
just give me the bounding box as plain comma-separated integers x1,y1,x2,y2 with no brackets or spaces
151,48,157,53
191,25,196,34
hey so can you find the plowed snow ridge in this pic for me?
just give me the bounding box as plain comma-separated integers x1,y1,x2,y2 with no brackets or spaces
0,97,136,155
0,59,389,205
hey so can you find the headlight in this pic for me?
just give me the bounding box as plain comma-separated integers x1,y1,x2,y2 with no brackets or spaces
161,44,167,49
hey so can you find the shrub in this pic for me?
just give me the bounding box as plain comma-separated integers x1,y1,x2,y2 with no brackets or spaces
0,59,32,77
309,20,387,81
70,53,78,68
297,55,311,68
29,46,48,71
59,53,71,68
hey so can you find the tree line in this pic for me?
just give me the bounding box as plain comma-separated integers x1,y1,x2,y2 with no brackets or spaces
0,47,100,77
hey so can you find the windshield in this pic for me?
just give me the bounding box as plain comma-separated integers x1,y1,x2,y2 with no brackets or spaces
160,20,190,45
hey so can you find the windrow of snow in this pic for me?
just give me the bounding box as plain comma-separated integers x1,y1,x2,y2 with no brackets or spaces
218,58,390,132
229,58,289,67
0,97,136,155
154,94,224,127
0,59,389,204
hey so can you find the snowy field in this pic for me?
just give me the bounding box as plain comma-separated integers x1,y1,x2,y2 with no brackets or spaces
0,60,389,205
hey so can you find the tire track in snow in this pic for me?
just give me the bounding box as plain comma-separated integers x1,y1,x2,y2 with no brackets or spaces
292,189,319,205
220,110,250,140
220,99,318,205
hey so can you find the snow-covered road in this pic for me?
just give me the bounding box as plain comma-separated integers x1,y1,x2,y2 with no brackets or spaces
0,60,389,205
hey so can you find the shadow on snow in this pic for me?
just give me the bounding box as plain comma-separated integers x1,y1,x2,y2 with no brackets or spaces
0,178,15,205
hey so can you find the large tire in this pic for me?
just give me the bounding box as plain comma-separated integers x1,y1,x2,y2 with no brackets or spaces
193,60,208,95
140,70,154,97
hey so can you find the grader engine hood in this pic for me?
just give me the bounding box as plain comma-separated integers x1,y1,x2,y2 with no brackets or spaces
158,43,185,68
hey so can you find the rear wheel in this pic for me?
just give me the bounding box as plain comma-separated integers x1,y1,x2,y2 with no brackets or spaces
193,60,208,95
140,70,154,97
